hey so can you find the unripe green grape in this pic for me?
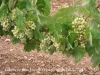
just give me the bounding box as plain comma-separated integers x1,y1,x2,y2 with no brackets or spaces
47,40,51,44
19,32,25,39
12,26,19,37
30,23,36,30
72,21,75,25
12,20,37,43
71,17,89,48
25,21,36,30
80,43,85,48
0,17,10,31
53,42,60,49
20,38,26,43
72,25,75,28
40,33,60,51
25,28,33,39
2,23,10,31
12,26,26,43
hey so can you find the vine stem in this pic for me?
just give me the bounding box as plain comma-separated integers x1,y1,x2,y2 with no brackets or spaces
85,2,100,21
11,0,16,9
85,14,91,21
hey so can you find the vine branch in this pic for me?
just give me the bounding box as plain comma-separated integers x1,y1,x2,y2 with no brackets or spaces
85,14,91,21
11,0,16,9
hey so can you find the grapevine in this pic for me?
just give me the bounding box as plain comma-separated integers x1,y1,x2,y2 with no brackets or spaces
0,0,100,68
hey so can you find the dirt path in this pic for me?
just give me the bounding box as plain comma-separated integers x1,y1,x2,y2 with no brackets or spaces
0,37,100,75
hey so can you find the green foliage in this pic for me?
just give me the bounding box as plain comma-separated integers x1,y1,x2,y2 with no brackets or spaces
36,0,51,15
68,32,78,45
91,54,100,68
23,39,36,52
0,2,8,18
71,47,85,63
15,8,26,29
0,25,4,36
82,0,90,6
0,0,2,6
90,28,100,39
52,6,75,24
26,12,38,22
15,0,32,10
10,36,19,44
1,0,100,68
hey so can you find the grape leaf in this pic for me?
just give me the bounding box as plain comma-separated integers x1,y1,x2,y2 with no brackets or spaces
89,32,92,46
23,39,36,52
68,32,78,45
82,0,90,6
55,23,62,33
0,30,4,36
39,15,53,25
92,39,100,47
71,47,85,63
90,19,98,28
61,23,71,36
86,0,98,14
0,0,2,6
15,0,32,10
78,6,90,17
94,13,100,25
0,2,8,18
27,12,38,22
86,45,96,56
52,6,75,24
0,26,4,36
34,29,43,40
11,36,19,44
91,55,100,68
36,0,46,13
34,23,43,40
43,0,51,15
15,8,26,29
36,0,50,15
90,28,100,39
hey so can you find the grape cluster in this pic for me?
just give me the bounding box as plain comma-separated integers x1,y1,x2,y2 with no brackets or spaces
71,17,88,48
25,21,36,30
40,33,60,51
0,17,12,31
12,21,36,43
12,26,26,43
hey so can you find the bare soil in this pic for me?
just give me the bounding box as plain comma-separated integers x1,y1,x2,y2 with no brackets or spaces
0,0,100,75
